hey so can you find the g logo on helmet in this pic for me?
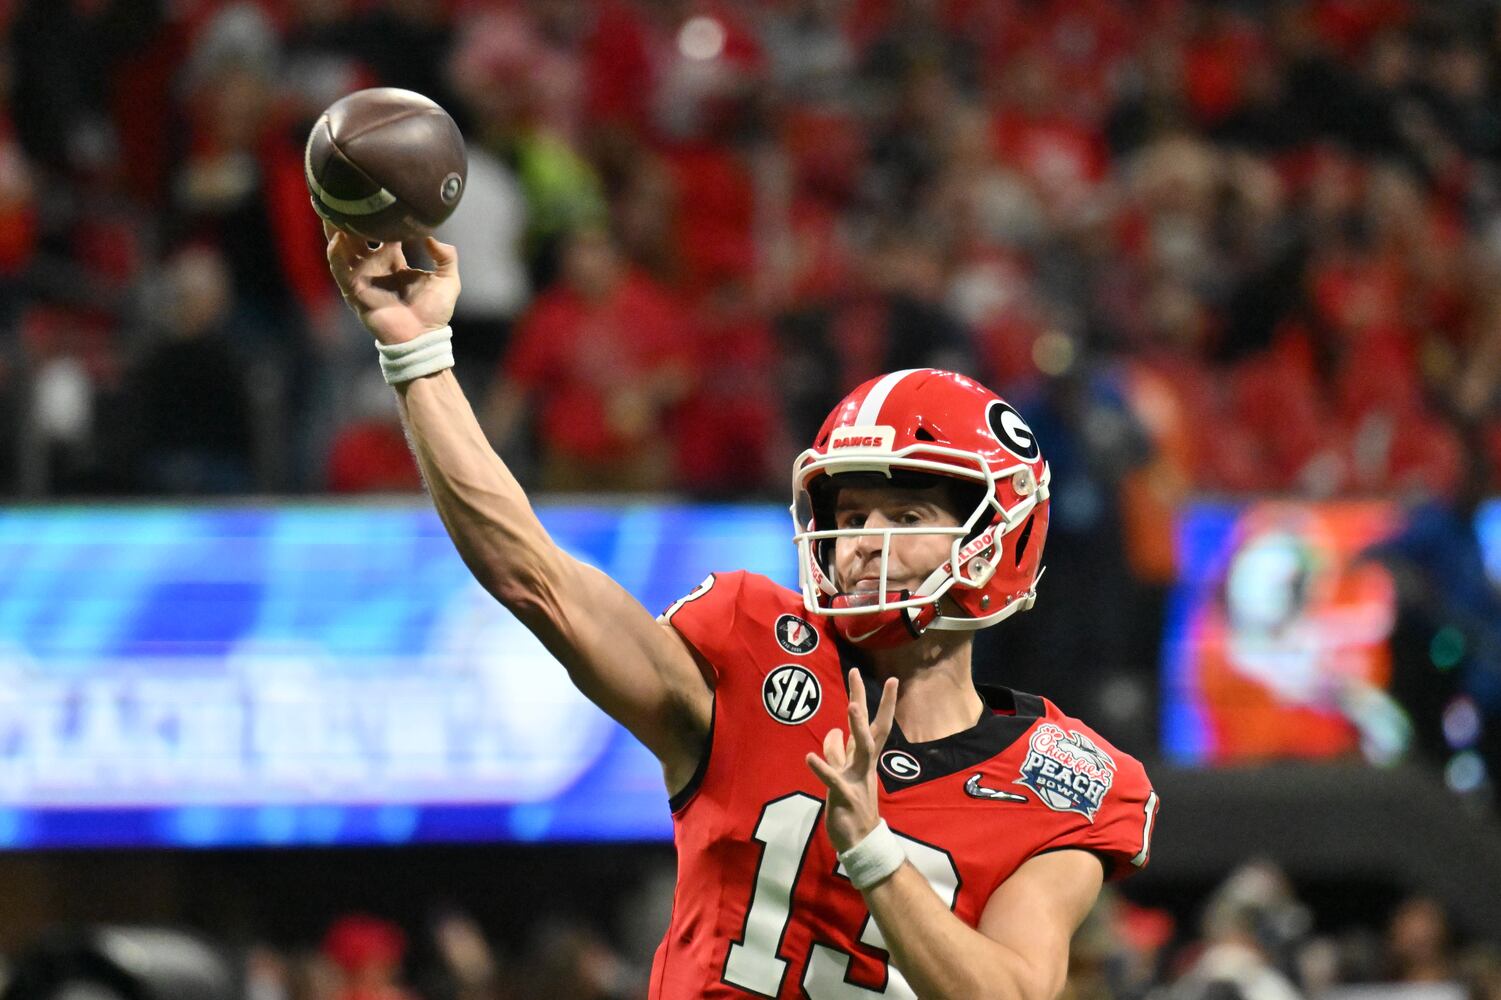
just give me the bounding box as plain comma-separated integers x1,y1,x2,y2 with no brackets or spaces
986,400,1039,461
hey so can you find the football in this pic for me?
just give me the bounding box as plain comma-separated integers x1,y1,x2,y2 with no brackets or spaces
305,87,468,243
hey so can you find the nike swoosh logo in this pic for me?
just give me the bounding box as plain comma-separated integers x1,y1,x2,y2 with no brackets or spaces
964,773,1028,803
844,621,886,643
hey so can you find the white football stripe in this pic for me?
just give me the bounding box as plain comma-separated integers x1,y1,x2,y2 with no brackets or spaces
304,129,398,216
854,368,922,427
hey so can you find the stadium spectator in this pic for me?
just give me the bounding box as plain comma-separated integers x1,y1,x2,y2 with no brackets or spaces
325,370,422,494
444,7,607,293
487,227,693,493
1385,896,1458,985
322,914,418,1000
122,245,257,494
168,3,338,491
1165,862,1309,1000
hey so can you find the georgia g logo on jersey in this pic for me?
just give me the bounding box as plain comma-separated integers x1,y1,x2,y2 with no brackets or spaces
763,665,822,725
880,750,922,780
774,614,819,655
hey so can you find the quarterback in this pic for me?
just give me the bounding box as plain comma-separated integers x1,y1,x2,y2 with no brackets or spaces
324,228,1159,999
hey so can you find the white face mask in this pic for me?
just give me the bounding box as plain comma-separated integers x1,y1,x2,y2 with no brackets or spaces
790,455,1044,629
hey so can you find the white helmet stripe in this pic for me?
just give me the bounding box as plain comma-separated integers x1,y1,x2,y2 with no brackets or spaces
853,368,923,427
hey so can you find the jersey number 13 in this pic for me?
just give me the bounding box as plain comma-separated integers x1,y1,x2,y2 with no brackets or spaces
722,792,959,999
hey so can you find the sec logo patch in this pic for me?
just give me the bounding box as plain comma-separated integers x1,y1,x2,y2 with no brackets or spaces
774,614,819,655
763,665,822,725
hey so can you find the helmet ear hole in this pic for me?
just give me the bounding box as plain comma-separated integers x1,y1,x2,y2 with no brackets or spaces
1013,514,1036,567
914,426,937,442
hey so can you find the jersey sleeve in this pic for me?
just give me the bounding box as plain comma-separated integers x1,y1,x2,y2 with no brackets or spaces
657,570,749,681
1037,724,1161,880
1077,752,1160,879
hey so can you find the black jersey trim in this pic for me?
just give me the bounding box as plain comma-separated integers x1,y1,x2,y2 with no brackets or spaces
877,708,1038,794
830,636,1049,793
998,687,1047,719
879,683,1047,794
669,696,716,814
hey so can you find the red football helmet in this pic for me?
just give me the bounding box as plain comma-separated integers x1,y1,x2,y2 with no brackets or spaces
790,369,1051,648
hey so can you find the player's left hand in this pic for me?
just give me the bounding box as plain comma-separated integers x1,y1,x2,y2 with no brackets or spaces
806,670,899,854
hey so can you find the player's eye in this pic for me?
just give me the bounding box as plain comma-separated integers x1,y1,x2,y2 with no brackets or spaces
898,509,924,526
836,512,865,529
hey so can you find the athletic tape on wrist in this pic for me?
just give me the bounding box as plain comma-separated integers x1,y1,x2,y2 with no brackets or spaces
377,326,454,385
839,819,905,890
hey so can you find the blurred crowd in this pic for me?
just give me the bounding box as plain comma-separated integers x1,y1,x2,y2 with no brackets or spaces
5,861,1501,1000
244,875,1501,1000
1,0,1500,505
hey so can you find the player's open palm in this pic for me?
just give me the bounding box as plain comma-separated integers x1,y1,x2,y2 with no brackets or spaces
807,670,899,853
324,221,460,346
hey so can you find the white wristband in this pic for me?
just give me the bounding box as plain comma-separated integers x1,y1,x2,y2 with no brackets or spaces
839,819,905,891
377,326,454,385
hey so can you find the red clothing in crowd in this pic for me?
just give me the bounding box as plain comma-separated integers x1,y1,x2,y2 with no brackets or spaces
326,423,423,493
505,272,695,463
673,293,783,494
663,141,757,297
323,914,416,1000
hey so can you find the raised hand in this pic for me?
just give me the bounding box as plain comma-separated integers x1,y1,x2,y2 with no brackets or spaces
806,669,899,853
324,220,460,346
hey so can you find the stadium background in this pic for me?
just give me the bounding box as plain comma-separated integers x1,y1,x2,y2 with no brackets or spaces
2,0,1501,997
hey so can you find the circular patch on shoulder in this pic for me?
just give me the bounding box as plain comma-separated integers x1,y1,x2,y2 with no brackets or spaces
774,613,819,655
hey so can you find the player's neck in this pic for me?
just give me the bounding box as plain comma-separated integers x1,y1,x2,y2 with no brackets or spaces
866,631,983,744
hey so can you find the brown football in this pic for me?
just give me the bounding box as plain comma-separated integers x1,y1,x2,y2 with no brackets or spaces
305,88,467,243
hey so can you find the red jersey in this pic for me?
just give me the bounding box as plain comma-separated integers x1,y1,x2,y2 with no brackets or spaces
650,571,1160,999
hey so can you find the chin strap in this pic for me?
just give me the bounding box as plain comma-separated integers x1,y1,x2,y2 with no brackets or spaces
927,566,1046,632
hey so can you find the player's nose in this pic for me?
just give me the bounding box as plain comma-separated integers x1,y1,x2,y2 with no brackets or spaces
852,513,889,556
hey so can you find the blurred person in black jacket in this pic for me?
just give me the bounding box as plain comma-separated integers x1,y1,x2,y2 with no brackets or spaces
123,246,256,494
1368,423,1501,807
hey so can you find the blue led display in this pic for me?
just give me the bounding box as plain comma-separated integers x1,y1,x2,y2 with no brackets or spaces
0,501,797,848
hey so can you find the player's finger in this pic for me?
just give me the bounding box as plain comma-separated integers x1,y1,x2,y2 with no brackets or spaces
805,752,841,789
847,669,866,712
326,228,354,266
368,238,407,272
847,670,872,734
426,237,459,278
326,232,361,297
870,678,899,748
823,727,847,768
847,700,876,767
332,233,384,289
